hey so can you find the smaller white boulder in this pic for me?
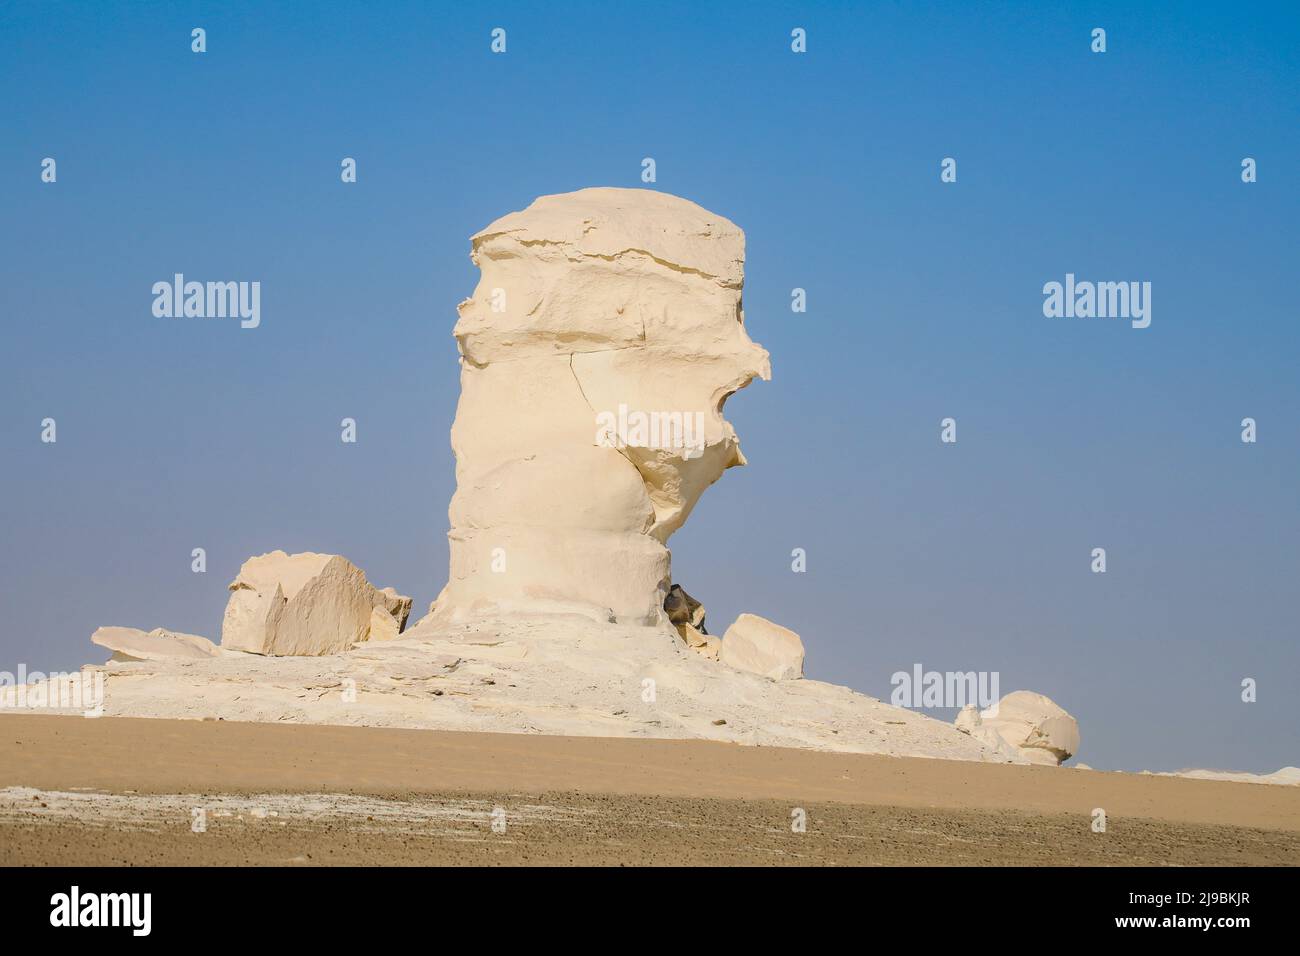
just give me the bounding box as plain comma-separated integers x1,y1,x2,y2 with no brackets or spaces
221,551,408,656
719,613,804,680
92,626,220,662
977,690,1080,766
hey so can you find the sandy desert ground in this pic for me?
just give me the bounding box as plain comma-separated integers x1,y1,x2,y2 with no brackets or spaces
1,714,1296,866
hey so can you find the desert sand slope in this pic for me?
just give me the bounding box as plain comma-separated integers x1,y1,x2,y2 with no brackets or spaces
1157,767,1300,786
2,714,1298,831
2,714,1298,866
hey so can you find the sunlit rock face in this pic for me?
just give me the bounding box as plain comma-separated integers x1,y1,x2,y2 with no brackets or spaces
220,551,411,656
435,188,770,625
955,691,1081,766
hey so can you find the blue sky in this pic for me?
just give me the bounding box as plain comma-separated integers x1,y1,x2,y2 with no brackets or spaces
2,0,1297,772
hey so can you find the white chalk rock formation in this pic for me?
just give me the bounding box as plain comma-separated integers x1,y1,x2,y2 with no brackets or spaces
433,187,770,626
957,691,1080,766
1153,766,1300,786
70,189,1038,767
377,588,413,631
220,551,410,656
92,626,219,662
676,622,721,661
954,703,981,735
952,704,1023,763
88,612,1019,762
367,606,401,643
719,613,804,680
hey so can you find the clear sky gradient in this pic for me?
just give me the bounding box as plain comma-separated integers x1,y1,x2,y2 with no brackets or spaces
2,1,1297,772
